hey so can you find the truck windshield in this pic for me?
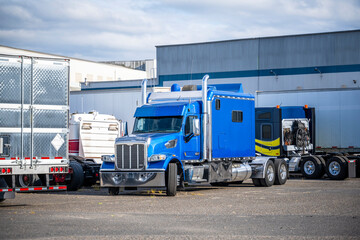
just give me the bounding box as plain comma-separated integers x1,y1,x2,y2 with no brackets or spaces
133,116,183,133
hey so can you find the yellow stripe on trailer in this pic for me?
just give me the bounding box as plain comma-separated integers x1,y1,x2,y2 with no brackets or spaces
255,144,280,156
255,138,280,147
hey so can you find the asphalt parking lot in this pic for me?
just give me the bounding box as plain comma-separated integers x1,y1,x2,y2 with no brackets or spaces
0,178,359,239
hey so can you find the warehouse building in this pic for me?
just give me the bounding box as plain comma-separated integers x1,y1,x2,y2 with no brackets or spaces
155,30,360,150
0,45,148,91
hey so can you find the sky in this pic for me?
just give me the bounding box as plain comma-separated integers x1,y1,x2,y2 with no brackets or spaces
0,0,360,61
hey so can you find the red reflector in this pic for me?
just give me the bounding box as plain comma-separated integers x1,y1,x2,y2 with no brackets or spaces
332,146,338,148
50,167,54,172
10,158,16,160
55,157,63,159
60,167,64,172
1,169,5,174
0,158,6,160
49,187,54,190
59,186,67,190
20,188,29,191
42,157,50,159
33,187,43,191
55,167,59,172
95,173,99,177
316,146,322,149
7,168,11,174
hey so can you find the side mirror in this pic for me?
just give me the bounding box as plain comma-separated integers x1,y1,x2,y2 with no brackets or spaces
193,118,200,136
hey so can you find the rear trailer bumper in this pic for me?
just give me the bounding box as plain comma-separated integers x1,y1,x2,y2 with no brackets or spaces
100,171,165,187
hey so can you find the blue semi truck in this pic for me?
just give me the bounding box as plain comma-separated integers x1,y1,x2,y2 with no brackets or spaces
255,106,360,180
100,75,288,196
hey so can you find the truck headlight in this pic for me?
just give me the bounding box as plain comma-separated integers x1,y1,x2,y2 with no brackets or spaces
165,139,177,149
101,155,115,162
149,154,166,162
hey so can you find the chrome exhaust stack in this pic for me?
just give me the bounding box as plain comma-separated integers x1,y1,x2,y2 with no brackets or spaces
141,78,148,105
202,74,209,161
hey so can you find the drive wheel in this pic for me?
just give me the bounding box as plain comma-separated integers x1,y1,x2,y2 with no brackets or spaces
108,187,120,196
166,163,177,196
67,161,84,191
300,156,323,179
260,161,275,187
326,156,348,180
274,159,288,185
16,174,35,187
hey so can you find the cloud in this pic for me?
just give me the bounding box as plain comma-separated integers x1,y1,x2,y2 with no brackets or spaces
0,0,359,61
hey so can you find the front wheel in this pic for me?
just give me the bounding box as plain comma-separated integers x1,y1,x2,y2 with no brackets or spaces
166,163,177,196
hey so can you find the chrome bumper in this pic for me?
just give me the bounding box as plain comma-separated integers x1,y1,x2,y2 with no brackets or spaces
100,171,165,187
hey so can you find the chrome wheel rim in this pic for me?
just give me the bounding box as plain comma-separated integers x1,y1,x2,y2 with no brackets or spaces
329,161,341,176
280,164,287,180
304,160,315,175
267,165,274,182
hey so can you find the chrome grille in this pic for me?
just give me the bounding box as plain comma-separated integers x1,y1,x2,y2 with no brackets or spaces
116,143,146,170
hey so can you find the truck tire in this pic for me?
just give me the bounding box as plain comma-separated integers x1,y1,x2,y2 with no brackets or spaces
67,161,84,191
315,155,326,178
300,156,323,179
108,187,120,196
252,178,262,187
326,156,348,180
274,159,288,185
166,163,177,196
0,177,7,203
260,161,275,187
15,174,35,187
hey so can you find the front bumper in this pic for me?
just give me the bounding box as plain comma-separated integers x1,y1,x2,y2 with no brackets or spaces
100,171,165,187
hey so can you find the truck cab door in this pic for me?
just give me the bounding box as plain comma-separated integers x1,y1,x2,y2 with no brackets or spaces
183,115,200,160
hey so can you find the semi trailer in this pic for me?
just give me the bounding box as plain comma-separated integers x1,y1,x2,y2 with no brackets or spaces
255,105,359,180
100,75,288,196
0,54,69,201
62,111,124,190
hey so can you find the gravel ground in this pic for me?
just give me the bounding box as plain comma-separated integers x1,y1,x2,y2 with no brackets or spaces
0,178,359,239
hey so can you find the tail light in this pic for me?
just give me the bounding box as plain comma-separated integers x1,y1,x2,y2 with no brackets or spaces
0,168,12,175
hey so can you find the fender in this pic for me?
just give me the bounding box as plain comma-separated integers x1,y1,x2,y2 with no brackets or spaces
148,154,184,173
249,157,275,179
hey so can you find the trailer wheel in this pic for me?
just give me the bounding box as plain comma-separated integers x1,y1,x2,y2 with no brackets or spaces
252,178,262,187
67,161,84,191
315,155,326,178
0,177,7,202
300,156,323,179
108,187,120,196
15,174,35,187
260,161,276,187
326,156,348,180
274,159,288,185
166,163,177,196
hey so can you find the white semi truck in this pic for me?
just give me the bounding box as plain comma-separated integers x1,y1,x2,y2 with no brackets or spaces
0,54,69,201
